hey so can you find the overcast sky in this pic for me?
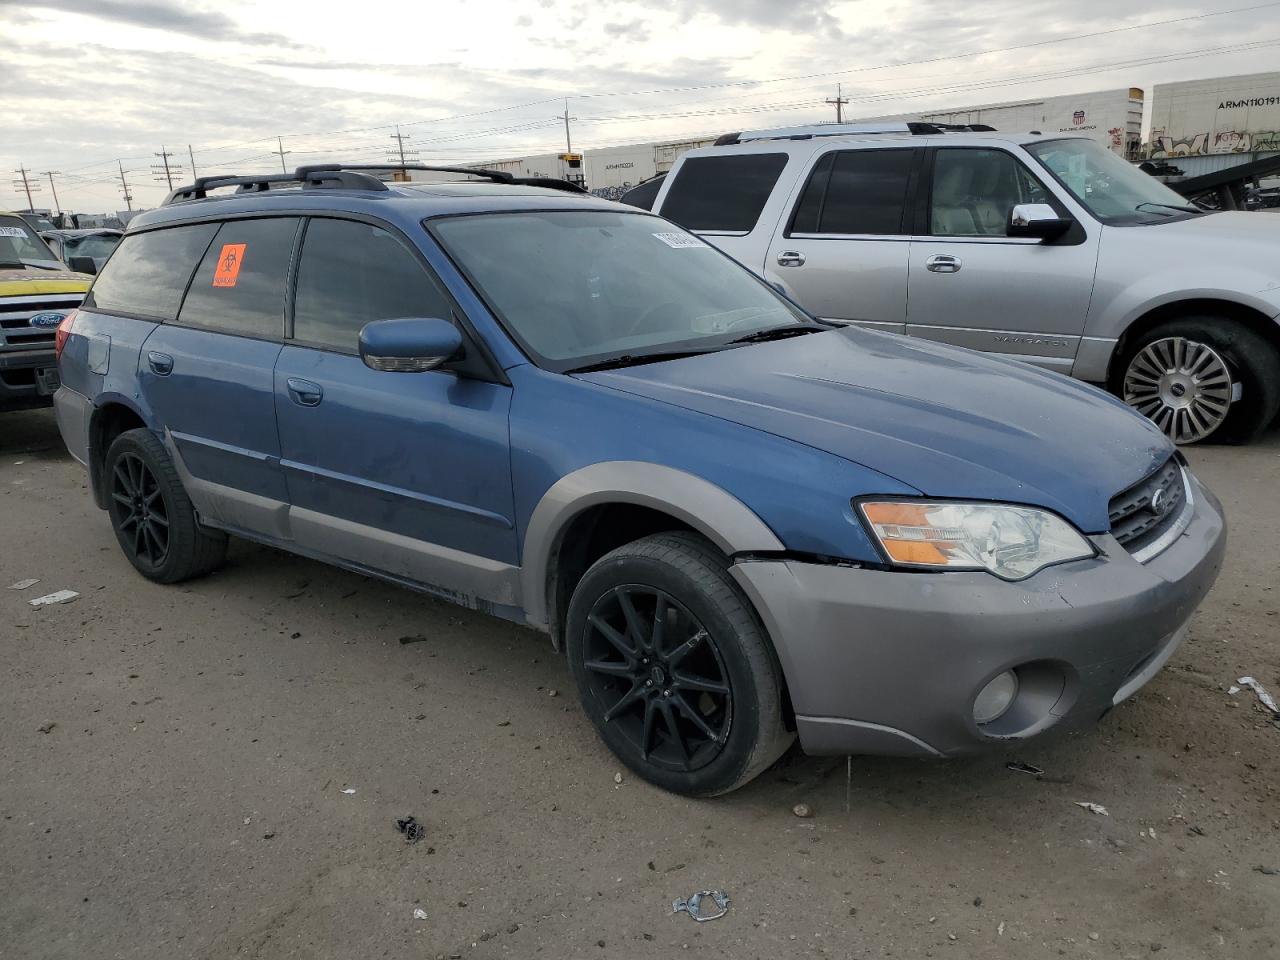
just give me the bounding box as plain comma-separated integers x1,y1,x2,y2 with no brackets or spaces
3,0,1279,212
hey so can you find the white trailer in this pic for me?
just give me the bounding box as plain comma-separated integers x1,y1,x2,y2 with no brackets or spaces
1148,72,1280,158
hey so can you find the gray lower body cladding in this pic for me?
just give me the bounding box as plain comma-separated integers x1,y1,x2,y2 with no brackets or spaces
731,479,1226,758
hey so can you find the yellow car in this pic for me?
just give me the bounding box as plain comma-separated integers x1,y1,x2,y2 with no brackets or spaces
1,212,93,412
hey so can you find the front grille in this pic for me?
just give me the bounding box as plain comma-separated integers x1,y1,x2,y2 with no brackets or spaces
1108,458,1186,556
0,294,83,352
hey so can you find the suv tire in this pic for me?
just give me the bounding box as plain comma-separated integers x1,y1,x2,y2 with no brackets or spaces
565,532,793,796
103,428,228,583
1117,317,1280,444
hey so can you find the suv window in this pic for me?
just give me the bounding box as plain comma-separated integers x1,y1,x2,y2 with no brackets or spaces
790,149,914,236
293,218,453,351
929,148,1053,237
177,218,300,338
661,154,788,233
86,223,217,320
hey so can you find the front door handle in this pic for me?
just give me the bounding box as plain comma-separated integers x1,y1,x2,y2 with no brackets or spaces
925,254,963,274
286,377,323,407
147,351,174,376
776,250,806,267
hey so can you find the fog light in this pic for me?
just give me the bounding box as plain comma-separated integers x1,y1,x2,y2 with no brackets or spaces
973,670,1019,725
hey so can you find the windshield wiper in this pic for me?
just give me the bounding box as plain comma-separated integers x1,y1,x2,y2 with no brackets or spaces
728,323,828,345
1135,201,1202,216
565,350,711,373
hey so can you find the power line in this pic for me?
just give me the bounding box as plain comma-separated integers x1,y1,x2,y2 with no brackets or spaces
41,171,63,215
151,146,183,190
11,166,39,210
825,84,849,123
272,136,291,174
118,161,134,211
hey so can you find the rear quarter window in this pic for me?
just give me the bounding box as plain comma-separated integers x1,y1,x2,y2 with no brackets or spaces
660,153,788,233
87,224,218,320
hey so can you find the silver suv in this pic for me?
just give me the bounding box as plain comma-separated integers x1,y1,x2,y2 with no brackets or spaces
653,123,1280,444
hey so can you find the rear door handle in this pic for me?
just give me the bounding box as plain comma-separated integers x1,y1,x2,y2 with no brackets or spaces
776,250,806,267
925,254,962,274
286,377,323,407
147,351,174,376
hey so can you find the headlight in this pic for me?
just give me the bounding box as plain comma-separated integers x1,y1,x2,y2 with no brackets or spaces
858,500,1095,581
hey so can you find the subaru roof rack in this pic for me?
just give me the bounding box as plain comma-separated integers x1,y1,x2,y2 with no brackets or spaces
163,167,389,205
713,120,998,145
297,163,588,193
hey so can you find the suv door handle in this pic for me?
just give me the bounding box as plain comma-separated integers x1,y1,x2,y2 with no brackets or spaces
925,254,962,274
776,250,806,267
286,377,323,407
147,351,174,376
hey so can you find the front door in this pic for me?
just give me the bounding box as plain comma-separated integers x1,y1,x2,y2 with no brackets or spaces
763,147,918,333
905,147,1100,373
273,216,517,605
138,216,299,535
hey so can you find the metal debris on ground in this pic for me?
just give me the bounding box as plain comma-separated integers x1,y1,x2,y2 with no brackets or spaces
37,721,56,734
792,803,812,818
341,787,357,795
28,589,79,607
396,815,425,843
413,907,428,920
8,578,39,590
1006,760,1044,777
672,890,730,923
1074,801,1110,816
1235,676,1279,714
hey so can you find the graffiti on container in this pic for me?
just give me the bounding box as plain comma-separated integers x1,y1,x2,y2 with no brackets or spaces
1151,130,1280,158
589,184,634,201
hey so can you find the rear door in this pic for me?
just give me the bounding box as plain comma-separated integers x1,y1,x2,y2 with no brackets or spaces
763,147,919,333
273,216,517,595
905,146,1100,372
138,216,299,535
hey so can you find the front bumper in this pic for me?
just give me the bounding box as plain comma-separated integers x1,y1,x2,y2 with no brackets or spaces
0,349,59,411
731,476,1226,758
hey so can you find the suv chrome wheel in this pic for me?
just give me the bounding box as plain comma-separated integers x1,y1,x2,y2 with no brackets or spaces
1123,336,1234,444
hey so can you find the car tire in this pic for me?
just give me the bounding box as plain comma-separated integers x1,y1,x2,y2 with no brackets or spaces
103,428,228,583
1117,317,1280,445
565,532,793,796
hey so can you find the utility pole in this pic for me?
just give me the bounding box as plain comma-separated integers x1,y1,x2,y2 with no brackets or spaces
188,144,198,180
12,166,36,210
118,161,134,211
387,126,418,181
561,99,573,155
41,171,63,216
152,145,183,191
273,136,291,174
825,83,849,124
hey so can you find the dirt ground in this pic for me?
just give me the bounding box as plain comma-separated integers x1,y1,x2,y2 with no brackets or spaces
1,407,1277,960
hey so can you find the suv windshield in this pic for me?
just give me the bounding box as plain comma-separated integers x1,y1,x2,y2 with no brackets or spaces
0,216,61,269
431,210,810,371
1027,139,1203,225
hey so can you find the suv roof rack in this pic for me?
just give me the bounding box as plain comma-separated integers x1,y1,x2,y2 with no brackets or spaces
713,120,997,145
163,162,587,206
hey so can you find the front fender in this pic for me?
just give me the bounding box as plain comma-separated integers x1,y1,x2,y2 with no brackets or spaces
520,461,784,630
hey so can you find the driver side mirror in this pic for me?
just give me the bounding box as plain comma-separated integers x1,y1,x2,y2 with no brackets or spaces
358,317,463,372
1007,203,1073,241
68,255,97,275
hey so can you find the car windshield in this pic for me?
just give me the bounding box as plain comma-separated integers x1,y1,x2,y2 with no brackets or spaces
0,216,61,269
62,234,121,261
430,210,809,371
1026,139,1204,225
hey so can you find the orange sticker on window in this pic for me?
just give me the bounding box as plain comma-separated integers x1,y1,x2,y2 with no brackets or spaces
212,243,246,288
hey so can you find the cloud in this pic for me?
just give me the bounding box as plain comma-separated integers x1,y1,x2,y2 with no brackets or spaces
16,0,303,48
602,19,651,42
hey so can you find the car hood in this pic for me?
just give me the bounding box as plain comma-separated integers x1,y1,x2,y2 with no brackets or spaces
0,266,93,296
576,327,1172,533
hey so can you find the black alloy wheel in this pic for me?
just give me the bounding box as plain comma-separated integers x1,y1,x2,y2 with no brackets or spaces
109,451,171,568
581,586,732,771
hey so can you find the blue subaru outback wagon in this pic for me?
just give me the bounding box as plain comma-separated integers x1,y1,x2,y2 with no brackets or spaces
54,164,1226,796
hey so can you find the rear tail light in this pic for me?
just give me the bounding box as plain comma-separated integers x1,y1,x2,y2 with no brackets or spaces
55,309,78,361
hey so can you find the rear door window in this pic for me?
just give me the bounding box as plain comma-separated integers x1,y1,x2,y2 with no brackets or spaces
292,218,454,351
660,153,788,233
790,149,914,235
177,218,300,339
86,224,217,320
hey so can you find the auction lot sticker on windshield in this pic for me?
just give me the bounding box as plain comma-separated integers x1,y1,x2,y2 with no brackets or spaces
0,226,28,238
653,232,707,249
213,243,247,287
